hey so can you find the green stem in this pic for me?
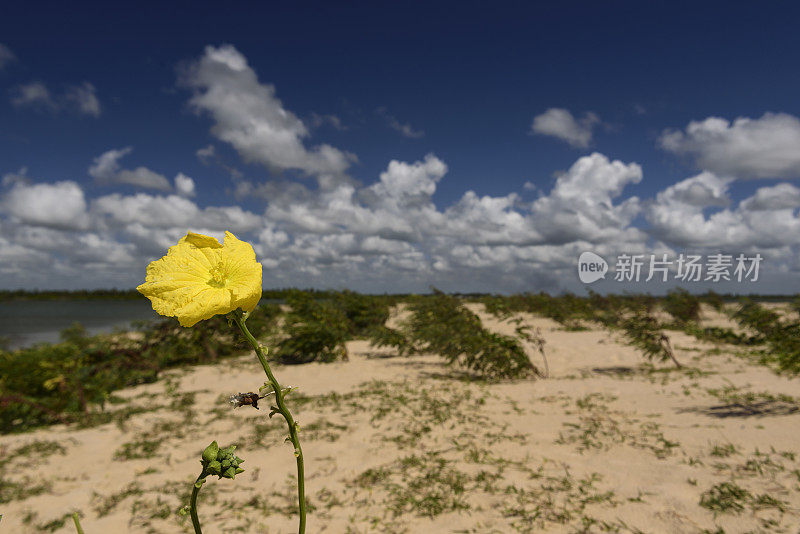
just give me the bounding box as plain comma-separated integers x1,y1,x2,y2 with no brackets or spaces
189,475,204,534
232,312,306,534
72,512,84,534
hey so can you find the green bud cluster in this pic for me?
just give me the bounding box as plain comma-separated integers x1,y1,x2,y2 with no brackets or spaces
200,440,244,481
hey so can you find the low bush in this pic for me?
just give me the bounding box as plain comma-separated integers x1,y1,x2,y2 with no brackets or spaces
273,290,350,364
617,308,681,368
0,303,281,433
732,299,800,375
381,289,541,379
662,288,701,325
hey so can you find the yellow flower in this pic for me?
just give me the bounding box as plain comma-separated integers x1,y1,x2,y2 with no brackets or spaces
137,231,262,327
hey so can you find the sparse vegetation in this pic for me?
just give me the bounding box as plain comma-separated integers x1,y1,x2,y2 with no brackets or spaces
3,290,800,532
273,290,350,364
617,308,682,368
663,288,702,326
732,299,800,374
384,289,541,379
0,303,280,433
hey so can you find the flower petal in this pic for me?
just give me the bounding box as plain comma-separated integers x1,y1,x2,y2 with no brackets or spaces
138,230,264,326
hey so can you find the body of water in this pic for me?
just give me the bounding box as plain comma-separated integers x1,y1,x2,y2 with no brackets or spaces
0,300,161,350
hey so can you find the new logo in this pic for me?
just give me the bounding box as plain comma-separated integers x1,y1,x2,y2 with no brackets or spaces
578,252,608,283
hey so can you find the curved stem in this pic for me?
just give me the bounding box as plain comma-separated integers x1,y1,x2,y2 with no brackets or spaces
72,512,84,534
232,312,306,534
189,475,204,534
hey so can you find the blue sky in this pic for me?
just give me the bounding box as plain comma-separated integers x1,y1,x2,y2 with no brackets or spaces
2,2,800,294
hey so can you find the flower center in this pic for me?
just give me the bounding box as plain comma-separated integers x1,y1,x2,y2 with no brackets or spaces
207,262,229,288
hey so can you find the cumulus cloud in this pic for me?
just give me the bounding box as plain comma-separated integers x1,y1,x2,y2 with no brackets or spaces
92,193,200,228
10,81,101,116
739,183,800,211
647,172,800,250
0,44,16,70
659,113,800,179
2,148,798,293
181,44,355,176
0,180,89,230
0,170,270,287
2,167,30,187
376,107,424,138
529,153,643,244
174,173,196,197
89,148,172,191
255,152,648,290
530,108,600,148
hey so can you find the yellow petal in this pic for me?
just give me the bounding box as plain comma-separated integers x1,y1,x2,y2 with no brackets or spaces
137,230,263,326
183,232,223,249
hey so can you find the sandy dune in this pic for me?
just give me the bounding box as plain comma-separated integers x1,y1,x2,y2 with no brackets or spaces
1,305,799,533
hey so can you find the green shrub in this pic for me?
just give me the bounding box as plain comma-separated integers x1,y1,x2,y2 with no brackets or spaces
662,288,701,325
396,289,539,379
617,308,681,368
331,290,392,338
683,325,760,346
733,299,800,374
701,290,726,311
480,292,594,330
0,303,282,433
273,290,350,364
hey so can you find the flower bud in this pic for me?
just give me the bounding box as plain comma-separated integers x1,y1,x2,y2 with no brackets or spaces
207,461,222,475
202,441,219,463
198,440,245,481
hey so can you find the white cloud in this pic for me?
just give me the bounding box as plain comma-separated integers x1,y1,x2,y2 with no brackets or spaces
530,108,600,148
2,149,799,293
174,173,196,197
659,112,800,179
10,81,101,116
0,44,16,70
308,112,346,131
196,144,215,164
647,172,800,249
2,167,30,187
252,151,648,291
92,193,200,228
181,44,355,176
739,183,800,211
368,153,446,206
89,147,172,191
376,107,424,138
10,82,56,111
91,192,261,235
1,180,89,230
529,152,643,244
64,82,101,117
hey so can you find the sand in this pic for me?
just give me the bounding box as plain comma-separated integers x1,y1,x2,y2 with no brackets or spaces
1,304,799,533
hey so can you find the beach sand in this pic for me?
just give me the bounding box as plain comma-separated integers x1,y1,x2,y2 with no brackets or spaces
1,304,799,533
